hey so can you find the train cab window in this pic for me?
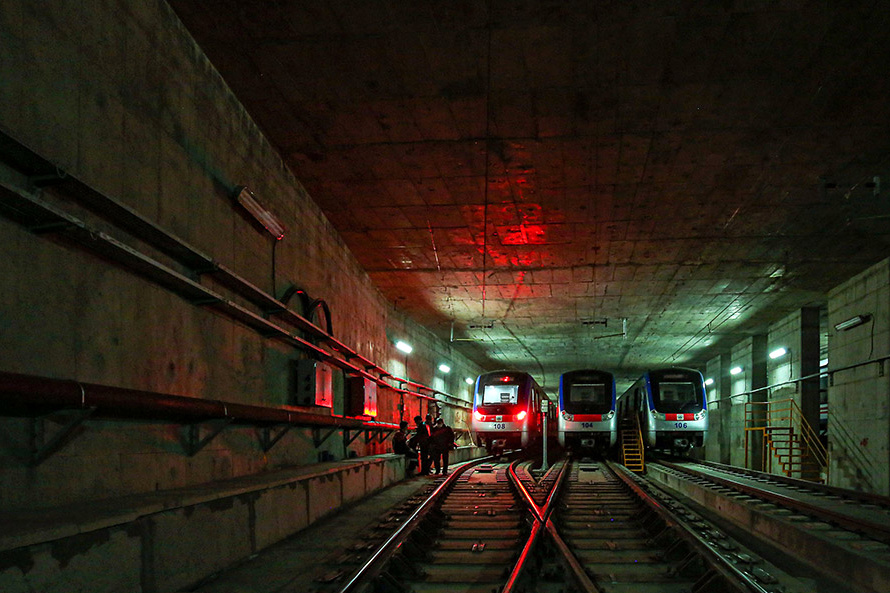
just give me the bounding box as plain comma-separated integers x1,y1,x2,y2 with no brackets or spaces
564,382,610,413
482,384,519,405
654,381,701,413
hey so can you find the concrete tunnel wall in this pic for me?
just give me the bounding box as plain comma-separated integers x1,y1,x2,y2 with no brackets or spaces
2,0,890,589
702,257,890,496
0,0,481,514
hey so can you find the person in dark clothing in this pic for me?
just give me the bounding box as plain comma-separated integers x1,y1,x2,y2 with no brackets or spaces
430,418,455,475
392,420,417,477
408,415,432,475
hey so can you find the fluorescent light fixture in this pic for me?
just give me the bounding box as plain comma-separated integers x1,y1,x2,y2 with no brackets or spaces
704,378,714,386
834,314,871,332
395,340,413,354
465,377,475,385
730,366,743,375
769,347,787,359
234,186,286,240
820,358,828,368
438,363,451,373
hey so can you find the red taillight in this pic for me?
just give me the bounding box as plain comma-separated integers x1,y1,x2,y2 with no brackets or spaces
500,375,512,382
473,410,484,421
517,410,527,421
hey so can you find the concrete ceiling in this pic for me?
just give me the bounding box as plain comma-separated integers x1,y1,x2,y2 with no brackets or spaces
170,1,890,391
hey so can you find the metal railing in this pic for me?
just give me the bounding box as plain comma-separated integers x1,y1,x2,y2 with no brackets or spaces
744,398,828,482
710,354,890,406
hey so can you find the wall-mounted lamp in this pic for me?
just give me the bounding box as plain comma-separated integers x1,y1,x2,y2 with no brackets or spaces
438,363,451,373
234,186,286,240
395,340,413,354
769,347,788,360
465,377,475,385
704,378,715,386
834,314,871,332
730,366,743,375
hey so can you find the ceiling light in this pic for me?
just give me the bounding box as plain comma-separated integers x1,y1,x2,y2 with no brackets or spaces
438,363,451,373
730,366,743,375
834,314,871,332
704,378,714,386
395,340,412,354
465,377,475,385
234,186,286,240
769,347,787,359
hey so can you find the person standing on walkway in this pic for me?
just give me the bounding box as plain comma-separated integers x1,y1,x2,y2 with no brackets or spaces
409,415,432,475
430,417,455,475
392,420,417,477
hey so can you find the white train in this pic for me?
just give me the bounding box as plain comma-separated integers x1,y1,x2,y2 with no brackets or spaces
618,367,708,452
557,369,617,452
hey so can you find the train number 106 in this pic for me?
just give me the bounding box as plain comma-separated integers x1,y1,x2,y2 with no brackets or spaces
674,422,688,429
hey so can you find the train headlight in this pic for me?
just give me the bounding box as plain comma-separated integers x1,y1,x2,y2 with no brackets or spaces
562,411,573,421
473,410,484,421
517,410,527,421
606,411,614,419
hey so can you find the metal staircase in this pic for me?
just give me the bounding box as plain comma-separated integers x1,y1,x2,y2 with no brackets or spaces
620,415,645,473
745,399,828,483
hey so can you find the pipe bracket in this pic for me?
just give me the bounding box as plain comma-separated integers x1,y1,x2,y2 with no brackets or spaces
28,407,96,466
184,418,233,456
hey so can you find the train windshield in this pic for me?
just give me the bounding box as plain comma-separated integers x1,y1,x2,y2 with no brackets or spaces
482,384,519,405
563,382,611,413
653,380,702,413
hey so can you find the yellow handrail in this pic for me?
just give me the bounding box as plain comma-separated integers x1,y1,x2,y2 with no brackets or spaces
744,399,828,482
619,415,645,473
635,414,645,470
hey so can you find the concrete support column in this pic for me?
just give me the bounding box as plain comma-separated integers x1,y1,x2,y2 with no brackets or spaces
800,306,821,434
719,353,733,465
750,335,768,470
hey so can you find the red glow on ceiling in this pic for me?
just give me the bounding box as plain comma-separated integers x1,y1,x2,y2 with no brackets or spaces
498,224,548,245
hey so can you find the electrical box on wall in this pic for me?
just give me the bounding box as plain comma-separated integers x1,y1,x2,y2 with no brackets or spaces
345,376,377,417
295,359,333,407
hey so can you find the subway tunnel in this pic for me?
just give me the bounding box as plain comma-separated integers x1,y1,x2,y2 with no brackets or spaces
1,1,890,591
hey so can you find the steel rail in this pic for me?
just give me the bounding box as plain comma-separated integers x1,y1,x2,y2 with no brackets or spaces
541,457,601,593
656,458,890,543
539,457,570,522
507,459,545,522
508,456,602,593
686,457,890,508
607,461,780,593
543,517,601,593
500,517,544,593
334,454,499,593
502,458,566,593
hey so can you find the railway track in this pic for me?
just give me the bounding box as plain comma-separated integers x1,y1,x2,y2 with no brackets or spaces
401,461,527,591
330,455,802,593
198,453,881,593
647,459,890,593
543,459,802,593
329,455,535,593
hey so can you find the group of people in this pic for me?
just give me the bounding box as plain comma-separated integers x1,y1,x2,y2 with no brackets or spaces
392,414,455,477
